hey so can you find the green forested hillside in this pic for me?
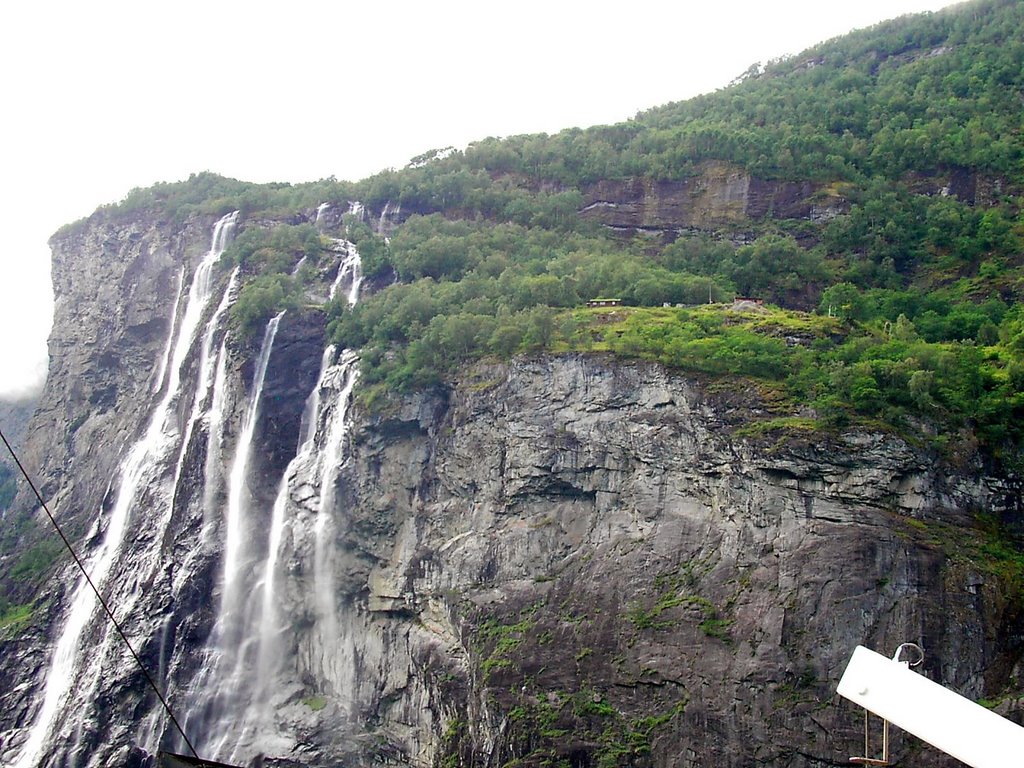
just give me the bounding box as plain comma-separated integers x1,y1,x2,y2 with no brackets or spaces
88,0,1024,464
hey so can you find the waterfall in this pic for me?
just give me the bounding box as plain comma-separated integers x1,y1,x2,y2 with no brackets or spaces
216,347,361,762
310,351,361,691
376,201,391,234
170,269,240,513
17,202,372,766
152,267,184,393
313,237,364,681
248,346,339,736
220,312,285,642
132,270,240,757
347,201,365,222
376,200,400,243
297,347,335,449
201,341,230,546
205,237,365,763
314,202,330,225
12,211,239,768
183,311,286,762
328,242,364,304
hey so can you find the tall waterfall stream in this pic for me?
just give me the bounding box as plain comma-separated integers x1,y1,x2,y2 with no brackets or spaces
11,209,366,768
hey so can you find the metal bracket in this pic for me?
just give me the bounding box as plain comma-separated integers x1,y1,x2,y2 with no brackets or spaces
849,709,890,765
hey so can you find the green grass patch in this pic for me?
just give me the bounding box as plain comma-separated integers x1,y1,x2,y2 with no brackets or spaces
733,416,824,439
11,539,64,582
628,562,735,641
699,617,735,640
303,695,328,712
0,604,33,636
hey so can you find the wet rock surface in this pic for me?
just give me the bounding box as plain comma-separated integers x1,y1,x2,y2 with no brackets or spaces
0,207,1022,768
317,356,1023,767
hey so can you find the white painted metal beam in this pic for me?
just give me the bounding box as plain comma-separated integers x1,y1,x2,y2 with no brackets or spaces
837,645,1024,768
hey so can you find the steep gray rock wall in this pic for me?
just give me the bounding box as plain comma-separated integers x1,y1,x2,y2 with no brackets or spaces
0,396,36,525
579,162,840,238
321,356,1023,767
0,397,38,454
0,208,327,767
1,205,1022,768
0,208,249,763
18,211,218,536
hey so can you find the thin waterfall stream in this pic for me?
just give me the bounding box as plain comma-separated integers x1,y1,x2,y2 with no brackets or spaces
187,217,366,764
187,310,286,761
12,206,370,768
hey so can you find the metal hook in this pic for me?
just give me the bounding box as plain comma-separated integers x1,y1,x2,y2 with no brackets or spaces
891,643,924,667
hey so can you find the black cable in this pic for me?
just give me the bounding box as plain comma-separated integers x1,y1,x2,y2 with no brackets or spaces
0,427,201,760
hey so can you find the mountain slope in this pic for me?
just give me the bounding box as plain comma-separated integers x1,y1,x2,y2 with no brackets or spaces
2,1,1024,766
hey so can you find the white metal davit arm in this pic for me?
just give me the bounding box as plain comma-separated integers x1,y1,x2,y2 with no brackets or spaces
837,645,1024,768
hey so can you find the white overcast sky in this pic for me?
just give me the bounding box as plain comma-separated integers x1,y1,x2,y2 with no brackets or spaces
0,0,959,399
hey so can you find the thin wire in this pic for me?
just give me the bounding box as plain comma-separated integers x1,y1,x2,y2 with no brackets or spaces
0,427,200,760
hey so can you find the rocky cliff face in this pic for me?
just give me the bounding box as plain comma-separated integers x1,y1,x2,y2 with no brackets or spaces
579,162,845,241
14,211,216,535
0,398,38,453
0,395,36,518
1,205,1022,768
327,356,1023,767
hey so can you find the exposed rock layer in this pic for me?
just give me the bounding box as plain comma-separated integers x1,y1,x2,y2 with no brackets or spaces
0,205,1022,768
330,356,1023,767
579,162,838,239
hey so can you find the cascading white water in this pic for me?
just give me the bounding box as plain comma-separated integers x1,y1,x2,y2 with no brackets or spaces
201,342,230,546
12,211,239,768
11,200,386,767
376,200,400,243
133,270,242,759
347,200,365,222
289,351,361,661
152,267,184,393
377,201,392,235
297,347,336,449
309,351,361,689
170,269,240,508
328,242,364,304
315,202,330,225
218,347,361,762
220,312,285,641
182,311,286,762
202,234,366,762
244,345,339,747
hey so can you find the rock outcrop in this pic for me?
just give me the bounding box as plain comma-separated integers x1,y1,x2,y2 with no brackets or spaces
579,162,845,240
1,206,1022,768
322,355,1023,767
14,211,218,536
0,397,38,454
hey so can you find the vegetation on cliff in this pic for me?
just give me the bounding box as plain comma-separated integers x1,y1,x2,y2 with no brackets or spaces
8,3,1020,763
0,463,15,513
79,0,1024,464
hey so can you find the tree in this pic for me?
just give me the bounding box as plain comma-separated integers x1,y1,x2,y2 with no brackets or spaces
730,234,828,305
819,282,865,321
523,306,556,350
231,274,298,337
